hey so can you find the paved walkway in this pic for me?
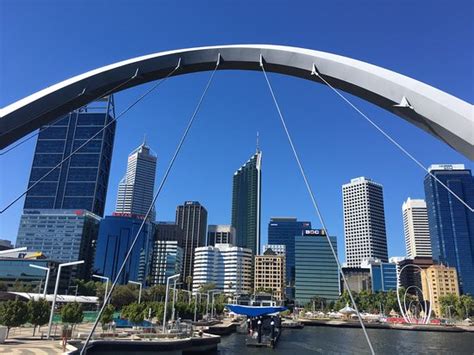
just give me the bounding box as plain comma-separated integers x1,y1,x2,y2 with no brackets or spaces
0,339,62,354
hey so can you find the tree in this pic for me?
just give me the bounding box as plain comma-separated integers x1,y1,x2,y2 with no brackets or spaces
457,294,474,319
199,283,216,293
0,282,7,292
110,284,137,309
122,302,146,324
100,304,115,326
0,299,29,337
28,298,50,336
144,285,166,302
74,279,98,296
439,294,458,318
61,302,84,325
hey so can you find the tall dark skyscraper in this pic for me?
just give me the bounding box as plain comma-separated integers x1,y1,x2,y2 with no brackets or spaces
424,164,474,295
231,149,262,255
175,201,208,288
268,217,312,299
23,97,116,217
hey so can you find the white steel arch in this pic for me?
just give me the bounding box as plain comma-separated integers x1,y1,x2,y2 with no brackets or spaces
1,44,472,158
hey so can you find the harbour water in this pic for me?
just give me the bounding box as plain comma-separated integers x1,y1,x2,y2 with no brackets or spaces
218,326,474,354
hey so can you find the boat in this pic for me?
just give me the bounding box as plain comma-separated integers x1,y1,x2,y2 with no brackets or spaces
226,304,286,348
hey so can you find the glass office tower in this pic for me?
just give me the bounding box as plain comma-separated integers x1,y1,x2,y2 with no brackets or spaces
424,164,474,295
231,150,262,255
23,97,116,217
93,215,154,285
268,217,312,299
295,229,339,304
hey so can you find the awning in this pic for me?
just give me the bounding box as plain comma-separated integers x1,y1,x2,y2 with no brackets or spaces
226,304,286,317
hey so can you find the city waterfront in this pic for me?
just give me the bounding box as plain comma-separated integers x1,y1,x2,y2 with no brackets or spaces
219,327,474,354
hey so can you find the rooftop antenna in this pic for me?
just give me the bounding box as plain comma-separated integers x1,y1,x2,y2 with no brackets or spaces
256,131,260,153
143,133,147,146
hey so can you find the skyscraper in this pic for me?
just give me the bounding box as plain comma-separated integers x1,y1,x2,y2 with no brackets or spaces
175,201,208,288
231,149,262,255
402,198,432,258
295,229,340,304
115,139,157,218
23,97,116,217
93,215,154,285
207,225,235,246
268,217,312,299
424,164,474,295
342,177,388,267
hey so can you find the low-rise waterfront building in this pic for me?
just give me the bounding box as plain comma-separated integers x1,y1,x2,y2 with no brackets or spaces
254,247,286,302
295,229,339,305
192,243,252,294
421,264,460,317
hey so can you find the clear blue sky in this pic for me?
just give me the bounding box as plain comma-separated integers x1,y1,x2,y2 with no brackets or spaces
0,0,472,262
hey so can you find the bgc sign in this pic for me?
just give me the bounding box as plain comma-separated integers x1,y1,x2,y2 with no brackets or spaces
303,229,326,236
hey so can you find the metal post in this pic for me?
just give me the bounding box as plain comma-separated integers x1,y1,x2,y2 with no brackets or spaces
211,292,215,319
92,275,110,308
128,280,142,304
171,278,178,322
163,274,179,334
193,293,199,322
47,260,84,339
29,264,50,298
206,292,210,319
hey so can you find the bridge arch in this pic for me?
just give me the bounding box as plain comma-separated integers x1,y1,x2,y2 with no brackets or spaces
0,44,472,158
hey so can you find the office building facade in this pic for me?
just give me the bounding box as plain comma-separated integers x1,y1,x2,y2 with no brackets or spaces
343,177,389,267
154,222,184,244
341,267,371,293
16,209,100,279
207,225,235,246
424,164,474,295
150,240,183,286
295,230,339,304
263,244,286,256
402,198,432,258
421,264,460,317
175,201,208,287
23,98,116,217
192,243,253,295
231,150,262,255
115,140,157,218
93,215,154,285
361,258,397,292
254,247,286,302
268,217,311,299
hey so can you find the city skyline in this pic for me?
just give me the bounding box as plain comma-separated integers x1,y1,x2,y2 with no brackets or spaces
1,1,472,264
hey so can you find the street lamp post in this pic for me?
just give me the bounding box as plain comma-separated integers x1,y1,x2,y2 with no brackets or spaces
92,274,109,307
29,264,50,298
162,274,180,333
171,278,178,322
47,260,84,339
128,280,142,304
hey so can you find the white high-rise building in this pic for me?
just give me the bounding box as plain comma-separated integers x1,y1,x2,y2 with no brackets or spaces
115,140,157,218
207,225,235,246
402,198,432,258
192,243,253,294
342,177,388,267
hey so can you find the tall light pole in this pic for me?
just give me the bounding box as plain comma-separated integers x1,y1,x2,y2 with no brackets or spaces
128,280,142,304
29,264,50,298
171,278,178,322
92,274,109,307
211,291,220,319
163,274,179,333
47,260,84,339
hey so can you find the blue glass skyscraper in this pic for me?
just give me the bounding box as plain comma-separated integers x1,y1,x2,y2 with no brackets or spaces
424,164,474,295
268,217,312,299
93,215,154,285
24,97,116,217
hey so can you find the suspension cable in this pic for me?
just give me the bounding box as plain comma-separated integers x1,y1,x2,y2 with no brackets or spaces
0,68,140,156
312,68,473,213
0,63,180,214
260,59,376,355
80,56,220,354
